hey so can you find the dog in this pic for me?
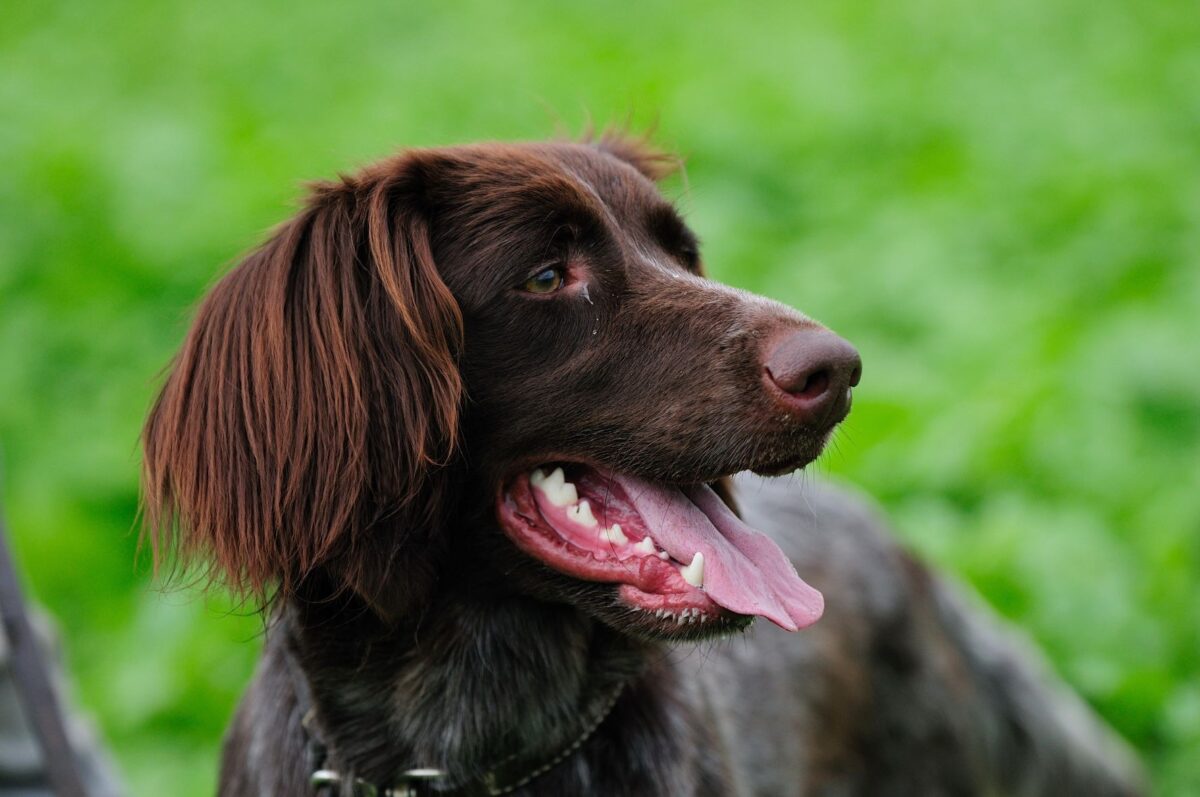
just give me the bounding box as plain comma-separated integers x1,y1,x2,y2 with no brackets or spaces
141,135,1145,796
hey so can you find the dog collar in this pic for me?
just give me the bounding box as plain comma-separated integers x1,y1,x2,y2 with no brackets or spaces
289,644,626,797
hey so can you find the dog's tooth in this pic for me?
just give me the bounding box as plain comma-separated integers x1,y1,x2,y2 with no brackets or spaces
633,536,655,555
599,522,627,545
567,500,597,528
533,467,579,507
657,551,670,560
557,482,579,506
680,553,705,588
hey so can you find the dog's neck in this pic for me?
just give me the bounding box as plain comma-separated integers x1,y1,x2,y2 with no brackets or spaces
284,575,653,789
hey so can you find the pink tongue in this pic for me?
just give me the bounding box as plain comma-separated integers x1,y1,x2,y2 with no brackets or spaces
611,474,824,631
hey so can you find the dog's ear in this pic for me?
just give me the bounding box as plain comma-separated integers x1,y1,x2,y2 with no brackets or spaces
141,154,462,611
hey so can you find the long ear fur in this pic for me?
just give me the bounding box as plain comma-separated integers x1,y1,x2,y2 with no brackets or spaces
141,154,462,606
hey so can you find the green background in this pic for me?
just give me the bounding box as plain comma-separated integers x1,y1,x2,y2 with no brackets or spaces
2,1,1197,793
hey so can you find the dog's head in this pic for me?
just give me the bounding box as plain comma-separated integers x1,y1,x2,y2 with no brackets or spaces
142,136,860,639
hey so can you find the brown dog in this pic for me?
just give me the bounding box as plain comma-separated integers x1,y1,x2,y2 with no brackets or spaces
142,136,1144,795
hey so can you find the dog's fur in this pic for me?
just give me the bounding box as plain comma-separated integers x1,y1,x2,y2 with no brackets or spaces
142,137,1144,796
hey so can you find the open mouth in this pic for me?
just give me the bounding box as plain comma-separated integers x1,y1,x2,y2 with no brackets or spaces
497,464,824,632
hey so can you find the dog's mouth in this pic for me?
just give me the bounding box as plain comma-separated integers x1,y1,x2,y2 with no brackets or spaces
497,464,823,632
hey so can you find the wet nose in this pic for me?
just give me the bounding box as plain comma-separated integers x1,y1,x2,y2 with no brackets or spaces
764,329,862,425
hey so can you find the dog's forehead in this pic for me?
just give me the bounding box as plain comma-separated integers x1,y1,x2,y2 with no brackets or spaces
422,141,693,297
440,141,667,221
543,142,665,207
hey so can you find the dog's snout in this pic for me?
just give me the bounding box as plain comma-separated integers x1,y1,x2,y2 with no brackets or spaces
764,330,862,424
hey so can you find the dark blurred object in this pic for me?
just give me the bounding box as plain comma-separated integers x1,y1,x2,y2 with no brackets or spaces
0,500,123,797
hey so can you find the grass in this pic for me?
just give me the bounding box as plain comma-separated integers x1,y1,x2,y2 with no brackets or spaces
1,0,1197,793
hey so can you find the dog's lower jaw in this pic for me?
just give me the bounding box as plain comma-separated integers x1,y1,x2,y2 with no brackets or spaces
608,602,756,643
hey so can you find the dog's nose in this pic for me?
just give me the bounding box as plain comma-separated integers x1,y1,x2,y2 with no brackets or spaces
764,329,862,425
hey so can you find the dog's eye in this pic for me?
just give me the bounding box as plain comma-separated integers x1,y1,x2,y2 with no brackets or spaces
522,267,565,294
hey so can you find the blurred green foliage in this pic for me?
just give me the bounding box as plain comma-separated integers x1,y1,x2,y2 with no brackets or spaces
1,0,1198,793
